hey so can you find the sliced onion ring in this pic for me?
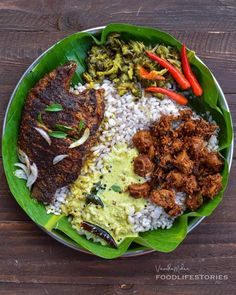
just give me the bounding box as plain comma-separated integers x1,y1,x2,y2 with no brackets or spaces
69,128,90,149
17,148,31,169
14,149,38,191
26,163,38,189
14,169,28,180
34,127,51,146
14,163,30,177
53,154,69,165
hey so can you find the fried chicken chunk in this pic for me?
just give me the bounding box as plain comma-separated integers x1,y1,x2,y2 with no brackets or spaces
151,167,166,185
151,115,174,136
128,111,224,216
133,154,154,177
150,189,175,209
166,170,186,189
185,175,198,195
188,136,205,159
128,182,151,199
132,130,154,153
199,173,223,198
185,193,203,211
166,171,198,195
168,205,182,217
151,189,181,217
173,150,193,174
171,139,183,153
202,151,224,172
179,117,217,139
195,119,218,139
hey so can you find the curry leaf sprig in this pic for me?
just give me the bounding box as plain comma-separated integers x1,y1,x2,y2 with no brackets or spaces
45,103,63,112
36,105,86,141
85,182,104,207
54,124,74,132
111,184,122,193
48,131,68,139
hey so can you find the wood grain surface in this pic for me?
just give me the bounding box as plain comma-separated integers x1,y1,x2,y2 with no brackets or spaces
0,1,235,294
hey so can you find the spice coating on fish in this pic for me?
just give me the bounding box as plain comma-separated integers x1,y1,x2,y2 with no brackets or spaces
18,62,105,203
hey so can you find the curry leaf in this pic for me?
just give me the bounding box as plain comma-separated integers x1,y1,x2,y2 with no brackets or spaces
78,120,85,131
111,184,122,193
37,113,44,125
48,131,67,138
55,124,74,132
45,103,63,112
90,181,102,194
85,194,104,207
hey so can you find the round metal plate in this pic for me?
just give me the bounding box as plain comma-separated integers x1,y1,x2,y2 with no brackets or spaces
2,26,234,257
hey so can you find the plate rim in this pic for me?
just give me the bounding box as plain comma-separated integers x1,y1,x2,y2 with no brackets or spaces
2,25,234,258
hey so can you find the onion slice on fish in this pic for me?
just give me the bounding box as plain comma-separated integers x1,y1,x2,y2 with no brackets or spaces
53,154,69,165
17,148,31,169
69,128,90,149
14,149,38,191
34,127,51,146
26,163,38,189
14,163,30,177
14,169,28,180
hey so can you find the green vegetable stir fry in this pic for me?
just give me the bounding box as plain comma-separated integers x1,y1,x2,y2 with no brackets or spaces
83,33,181,98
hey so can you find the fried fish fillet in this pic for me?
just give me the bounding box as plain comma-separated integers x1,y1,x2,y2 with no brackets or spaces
18,61,105,203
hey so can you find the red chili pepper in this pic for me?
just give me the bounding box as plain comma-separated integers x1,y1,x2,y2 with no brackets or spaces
145,86,188,105
146,51,190,90
139,66,165,81
181,44,203,96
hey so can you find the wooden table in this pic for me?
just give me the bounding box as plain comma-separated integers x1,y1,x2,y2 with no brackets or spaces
0,1,235,294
